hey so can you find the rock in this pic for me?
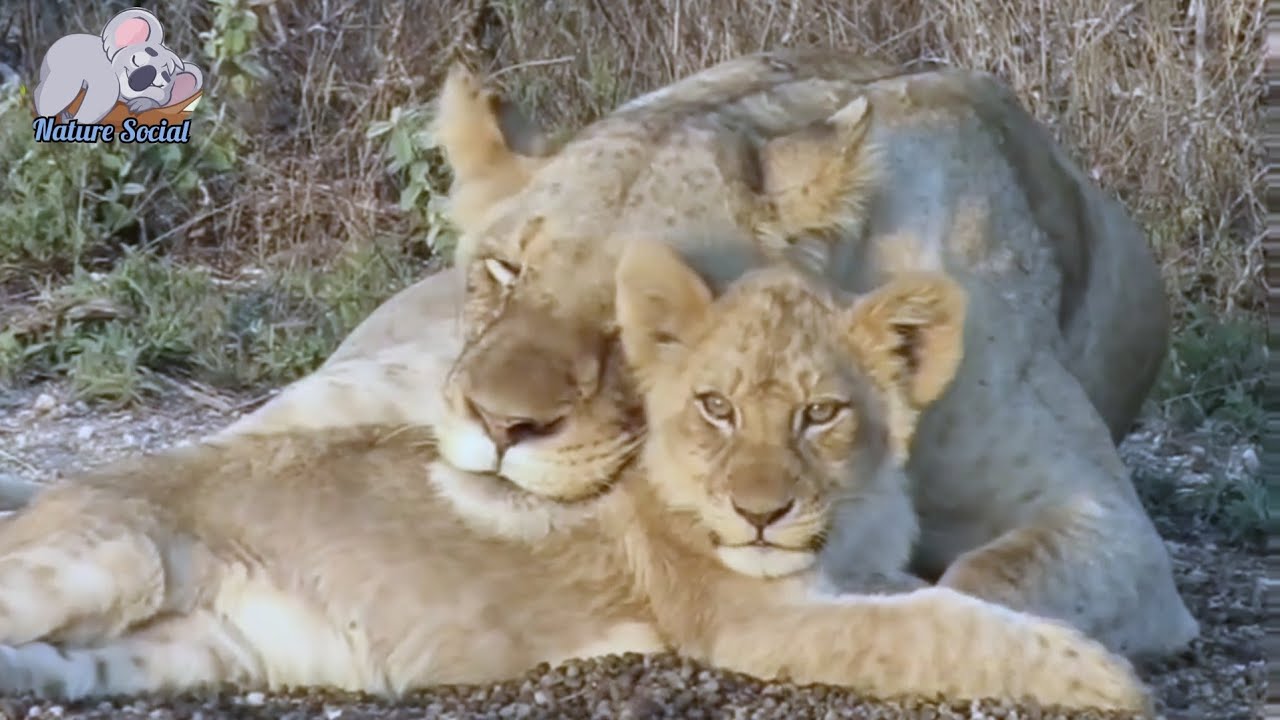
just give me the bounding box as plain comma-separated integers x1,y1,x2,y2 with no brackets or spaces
32,393,56,414
1240,446,1259,475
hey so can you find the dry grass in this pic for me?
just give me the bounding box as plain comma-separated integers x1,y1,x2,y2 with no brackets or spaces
0,0,1264,538
5,0,1263,311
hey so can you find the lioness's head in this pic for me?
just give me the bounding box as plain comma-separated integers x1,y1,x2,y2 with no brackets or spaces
432,61,881,505
615,239,967,579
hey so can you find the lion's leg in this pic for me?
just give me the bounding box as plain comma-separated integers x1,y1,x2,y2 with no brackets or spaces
919,351,1198,660
698,582,1151,714
0,491,166,646
0,609,262,700
937,498,1199,660
1054,192,1170,444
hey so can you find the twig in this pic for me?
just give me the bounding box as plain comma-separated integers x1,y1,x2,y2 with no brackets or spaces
489,56,575,80
230,390,279,414
1189,0,1207,112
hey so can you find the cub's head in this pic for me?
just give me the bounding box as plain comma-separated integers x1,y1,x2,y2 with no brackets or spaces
616,239,967,579
431,61,882,508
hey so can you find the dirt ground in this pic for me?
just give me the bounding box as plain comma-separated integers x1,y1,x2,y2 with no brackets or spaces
0,383,1265,720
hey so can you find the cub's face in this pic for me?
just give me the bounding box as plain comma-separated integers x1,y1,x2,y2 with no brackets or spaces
615,240,966,579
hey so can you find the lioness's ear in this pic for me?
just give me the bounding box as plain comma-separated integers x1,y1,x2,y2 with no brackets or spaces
753,96,878,249
433,62,554,232
844,272,968,408
615,240,714,380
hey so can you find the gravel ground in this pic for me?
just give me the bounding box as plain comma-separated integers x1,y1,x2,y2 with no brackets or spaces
0,384,1265,720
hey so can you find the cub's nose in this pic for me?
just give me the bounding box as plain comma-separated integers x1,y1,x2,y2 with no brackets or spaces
465,397,566,455
128,65,157,92
732,500,795,531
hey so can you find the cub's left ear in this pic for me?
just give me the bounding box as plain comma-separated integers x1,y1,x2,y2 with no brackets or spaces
843,272,968,409
614,239,714,385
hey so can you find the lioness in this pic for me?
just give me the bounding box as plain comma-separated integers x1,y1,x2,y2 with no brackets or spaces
0,261,1148,715
121,52,1191,658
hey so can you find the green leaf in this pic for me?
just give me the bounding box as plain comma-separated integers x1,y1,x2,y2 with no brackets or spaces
389,129,414,169
99,153,124,174
409,160,432,184
399,183,423,210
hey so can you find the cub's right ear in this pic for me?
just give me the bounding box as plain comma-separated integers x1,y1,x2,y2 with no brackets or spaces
434,62,555,234
615,240,713,383
102,8,164,60
841,271,967,459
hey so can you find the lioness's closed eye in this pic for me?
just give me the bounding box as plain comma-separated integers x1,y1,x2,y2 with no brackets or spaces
614,239,966,583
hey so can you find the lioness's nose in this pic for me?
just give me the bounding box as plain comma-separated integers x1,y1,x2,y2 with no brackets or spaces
732,500,795,530
466,398,566,454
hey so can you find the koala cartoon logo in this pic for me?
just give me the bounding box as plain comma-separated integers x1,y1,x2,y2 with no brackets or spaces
33,7,203,125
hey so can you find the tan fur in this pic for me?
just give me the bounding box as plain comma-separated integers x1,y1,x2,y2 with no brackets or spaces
0,427,659,698
615,239,959,588
418,52,1194,659
0,387,1149,712
182,51,1192,660
604,243,1147,711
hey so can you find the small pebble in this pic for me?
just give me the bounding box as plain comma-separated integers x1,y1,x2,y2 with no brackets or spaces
1240,446,1259,474
32,393,56,414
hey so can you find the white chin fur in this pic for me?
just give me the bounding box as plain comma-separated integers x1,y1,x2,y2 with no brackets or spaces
438,422,499,474
715,545,817,579
439,420,598,501
498,444,584,499
427,461,601,542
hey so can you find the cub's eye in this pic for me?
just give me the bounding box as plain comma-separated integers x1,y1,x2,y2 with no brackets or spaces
484,258,520,288
695,391,735,425
800,399,846,427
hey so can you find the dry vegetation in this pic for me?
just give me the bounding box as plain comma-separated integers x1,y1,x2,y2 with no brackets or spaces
0,0,1264,433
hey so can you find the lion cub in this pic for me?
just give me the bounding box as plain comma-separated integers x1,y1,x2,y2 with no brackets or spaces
616,239,933,595
0,255,1146,713
607,239,1148,712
